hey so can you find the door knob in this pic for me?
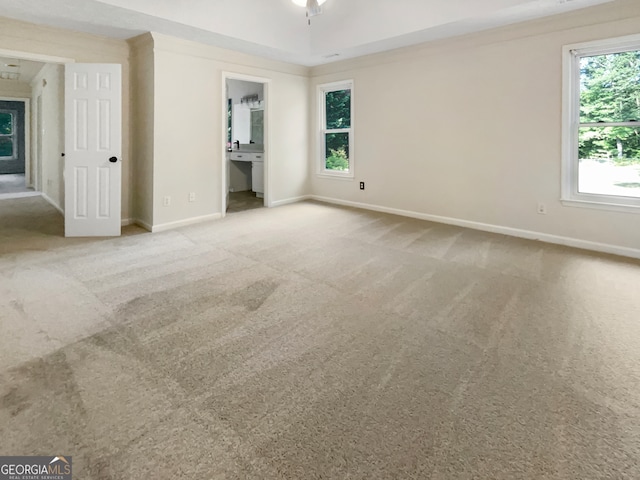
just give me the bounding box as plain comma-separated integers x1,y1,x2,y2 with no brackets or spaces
109,156,118,163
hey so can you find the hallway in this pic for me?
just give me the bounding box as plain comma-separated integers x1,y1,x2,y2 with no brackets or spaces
0,173,35,197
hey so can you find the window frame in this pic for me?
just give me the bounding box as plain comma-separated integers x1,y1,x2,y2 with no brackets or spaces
562,34,640,213
317,80,354,179
0,110,17,161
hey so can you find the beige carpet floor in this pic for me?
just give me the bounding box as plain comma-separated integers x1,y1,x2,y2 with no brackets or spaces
1,196,640,479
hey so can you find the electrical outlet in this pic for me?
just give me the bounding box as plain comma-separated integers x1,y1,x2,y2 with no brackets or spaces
163,196,171,207
360,182,365,190
537,202,547,215
189,192,196,202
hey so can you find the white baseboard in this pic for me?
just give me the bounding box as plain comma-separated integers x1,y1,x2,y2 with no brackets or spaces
41,192,64,215
135,219,153,232
0,191,41,200
121,218,135,227
151,213,222,233
270,195,312,207
310,195,640,260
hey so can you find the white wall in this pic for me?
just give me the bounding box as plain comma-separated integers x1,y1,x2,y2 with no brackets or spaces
129,33,154,228
0,16,132,221
150,33,310,228
31,64,64,209
0,80,31,98
228,79,264,104
309,0,640,253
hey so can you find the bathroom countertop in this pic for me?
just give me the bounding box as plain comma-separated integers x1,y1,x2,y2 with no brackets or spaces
230,144,264,153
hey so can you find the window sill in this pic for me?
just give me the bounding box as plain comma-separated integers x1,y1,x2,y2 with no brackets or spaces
316,172,355,181
561,198,640,214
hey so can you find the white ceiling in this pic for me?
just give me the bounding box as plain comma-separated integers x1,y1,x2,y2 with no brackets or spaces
0,0,615,66
0,56,45,84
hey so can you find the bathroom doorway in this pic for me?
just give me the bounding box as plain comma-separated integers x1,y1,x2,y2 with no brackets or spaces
222,72,271,215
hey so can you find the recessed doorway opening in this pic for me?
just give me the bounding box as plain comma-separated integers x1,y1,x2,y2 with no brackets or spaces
0,50,72,205
222,72,271,216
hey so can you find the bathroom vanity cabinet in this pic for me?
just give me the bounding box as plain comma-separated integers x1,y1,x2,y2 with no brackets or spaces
229,151,264,198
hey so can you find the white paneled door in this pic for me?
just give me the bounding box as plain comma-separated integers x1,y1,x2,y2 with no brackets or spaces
64,63,122,237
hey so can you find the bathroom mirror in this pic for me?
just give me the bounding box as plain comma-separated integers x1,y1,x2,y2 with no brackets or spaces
228,79,265,148
232,104,264,145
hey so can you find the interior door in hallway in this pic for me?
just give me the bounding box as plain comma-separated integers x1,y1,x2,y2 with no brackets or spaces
64,63,121,237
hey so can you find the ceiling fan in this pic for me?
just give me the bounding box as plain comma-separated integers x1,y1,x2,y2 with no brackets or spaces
292,0,328,24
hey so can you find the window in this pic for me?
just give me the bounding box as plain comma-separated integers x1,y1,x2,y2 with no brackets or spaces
563,35,640,212
318,80,353,177
0,111,16,160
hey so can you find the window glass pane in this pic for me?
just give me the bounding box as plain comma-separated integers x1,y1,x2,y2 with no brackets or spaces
580,50,640,123
578,126,640,197
0,112,13,135
0,137,14,157
325,132,349,172
325,89,351,129
251,109,264,144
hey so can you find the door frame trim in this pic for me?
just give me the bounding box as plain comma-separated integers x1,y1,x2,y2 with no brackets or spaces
221,71,272,217
0,49,74,65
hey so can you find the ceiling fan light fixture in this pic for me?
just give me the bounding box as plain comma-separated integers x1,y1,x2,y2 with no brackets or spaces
307,2,322,17
292,0,328,24
291,0,327,6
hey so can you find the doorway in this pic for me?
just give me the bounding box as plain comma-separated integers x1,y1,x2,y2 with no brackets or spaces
0,51,70,205
0,99,33,197
0,50,73,241
222,73,271,216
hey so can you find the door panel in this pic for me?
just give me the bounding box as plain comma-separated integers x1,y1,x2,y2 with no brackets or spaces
64,63,121,237
74,167,88,218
